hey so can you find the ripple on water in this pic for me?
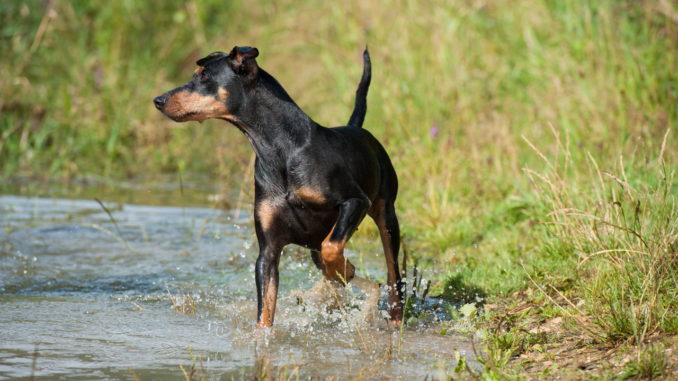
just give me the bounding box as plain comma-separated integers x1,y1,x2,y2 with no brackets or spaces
0,195,478,379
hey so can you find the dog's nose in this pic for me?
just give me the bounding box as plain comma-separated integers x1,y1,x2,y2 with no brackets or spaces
153,96,167,110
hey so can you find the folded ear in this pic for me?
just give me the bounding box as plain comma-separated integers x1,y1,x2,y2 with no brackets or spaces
227,46,259,82
196,51,227,66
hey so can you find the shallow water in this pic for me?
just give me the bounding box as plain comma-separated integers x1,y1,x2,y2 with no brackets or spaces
0,195,478,379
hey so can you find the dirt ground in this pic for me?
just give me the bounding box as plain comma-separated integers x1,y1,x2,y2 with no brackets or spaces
483,293,677,380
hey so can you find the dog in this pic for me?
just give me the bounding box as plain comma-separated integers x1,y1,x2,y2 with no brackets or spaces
154,46,404,327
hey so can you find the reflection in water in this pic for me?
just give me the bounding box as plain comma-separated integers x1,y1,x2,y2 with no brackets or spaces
0,196,478,379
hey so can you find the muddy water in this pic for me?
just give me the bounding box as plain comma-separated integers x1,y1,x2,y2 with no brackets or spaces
0,195,478,379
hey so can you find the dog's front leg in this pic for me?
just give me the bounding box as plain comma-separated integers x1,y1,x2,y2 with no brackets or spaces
320,196,370,282
255,243,282,328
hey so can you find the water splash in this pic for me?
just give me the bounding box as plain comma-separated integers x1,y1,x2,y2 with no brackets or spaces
0,195,478,379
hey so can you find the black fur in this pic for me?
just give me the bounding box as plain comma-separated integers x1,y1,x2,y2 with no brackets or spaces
347,49,371,128
154,47,404,327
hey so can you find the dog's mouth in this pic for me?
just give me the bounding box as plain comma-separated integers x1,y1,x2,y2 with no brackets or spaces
165,111,198,122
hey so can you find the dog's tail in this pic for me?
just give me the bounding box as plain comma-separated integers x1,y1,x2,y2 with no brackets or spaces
347,47,371,128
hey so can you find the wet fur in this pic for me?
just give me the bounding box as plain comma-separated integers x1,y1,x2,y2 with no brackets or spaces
154,46,404,327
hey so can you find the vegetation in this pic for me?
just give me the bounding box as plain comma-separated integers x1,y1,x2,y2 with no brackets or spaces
1,0,676,378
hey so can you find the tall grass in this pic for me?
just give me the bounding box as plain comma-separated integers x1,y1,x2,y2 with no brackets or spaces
0,0,249,179
524,127,676,343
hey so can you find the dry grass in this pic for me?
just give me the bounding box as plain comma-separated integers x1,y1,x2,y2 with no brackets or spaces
168,289,197,315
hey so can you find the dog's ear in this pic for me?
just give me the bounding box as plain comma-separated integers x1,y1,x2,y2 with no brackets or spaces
196,51,227,67
227,46,259,82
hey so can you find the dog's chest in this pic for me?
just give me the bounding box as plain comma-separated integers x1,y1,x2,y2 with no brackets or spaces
263,190,337,247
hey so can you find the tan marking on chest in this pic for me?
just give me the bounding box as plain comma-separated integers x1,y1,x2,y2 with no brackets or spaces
294,187,326,204
257,200,277,231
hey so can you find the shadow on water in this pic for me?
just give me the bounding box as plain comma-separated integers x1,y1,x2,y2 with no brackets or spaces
0,195,480,379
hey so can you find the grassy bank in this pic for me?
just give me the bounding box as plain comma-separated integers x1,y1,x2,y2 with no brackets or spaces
1,0,677,378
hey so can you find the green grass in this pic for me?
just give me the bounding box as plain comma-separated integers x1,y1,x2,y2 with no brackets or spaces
621,344,669,380
1,0,677,376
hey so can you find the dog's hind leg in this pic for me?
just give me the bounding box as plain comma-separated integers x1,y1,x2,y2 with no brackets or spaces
369,197,404,323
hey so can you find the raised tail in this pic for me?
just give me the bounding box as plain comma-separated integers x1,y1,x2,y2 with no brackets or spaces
347,47,371,128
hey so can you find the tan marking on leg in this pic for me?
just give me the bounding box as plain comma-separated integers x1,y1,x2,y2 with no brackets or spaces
257,200,276,231
257,280,278,328
370,198,403,323
320,225,355,282
164,90,231,122
294,187,326,204
371,199,397,281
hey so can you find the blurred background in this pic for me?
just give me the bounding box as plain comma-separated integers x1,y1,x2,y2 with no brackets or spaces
2,2,677,374
1,0,676,289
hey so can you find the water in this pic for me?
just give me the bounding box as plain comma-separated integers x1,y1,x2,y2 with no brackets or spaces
0,195,478,379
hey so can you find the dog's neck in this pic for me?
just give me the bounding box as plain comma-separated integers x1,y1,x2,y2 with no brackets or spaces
229,69,316,162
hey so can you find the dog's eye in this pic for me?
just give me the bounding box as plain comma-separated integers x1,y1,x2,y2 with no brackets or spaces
199,71,210,81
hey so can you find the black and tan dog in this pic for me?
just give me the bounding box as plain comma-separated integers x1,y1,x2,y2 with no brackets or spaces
154,46,403,327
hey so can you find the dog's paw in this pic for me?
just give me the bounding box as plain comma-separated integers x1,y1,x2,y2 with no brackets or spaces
323,259,356,284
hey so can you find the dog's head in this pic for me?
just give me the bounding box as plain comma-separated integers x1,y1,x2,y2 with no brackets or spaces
153,46,259,123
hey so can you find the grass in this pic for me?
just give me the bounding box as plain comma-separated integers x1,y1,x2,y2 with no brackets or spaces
527,127,676,340
620,344,669,380
1,0,677,378
253,353,301,381
168,289,198,315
